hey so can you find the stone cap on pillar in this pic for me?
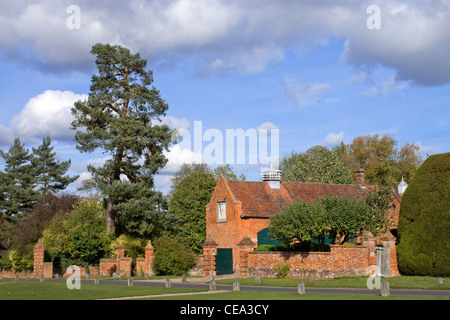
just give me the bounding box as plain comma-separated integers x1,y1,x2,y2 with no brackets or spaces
202,235,218,248
382,230,396,241
145,241,154,250
360,231,376,241
34,239,44,250
237,234,255,248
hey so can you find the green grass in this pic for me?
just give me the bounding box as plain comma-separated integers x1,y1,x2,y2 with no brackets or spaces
0,282,205,300
143,290,449,300
216,276,450,290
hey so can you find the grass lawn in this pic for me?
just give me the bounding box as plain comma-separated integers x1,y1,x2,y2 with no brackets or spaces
143,290,449,300
0,282,206,300
216,276,450,290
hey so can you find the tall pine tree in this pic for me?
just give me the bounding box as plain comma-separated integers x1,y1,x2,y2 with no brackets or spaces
0,138,36,220
71,43,173,236
31,136,78,195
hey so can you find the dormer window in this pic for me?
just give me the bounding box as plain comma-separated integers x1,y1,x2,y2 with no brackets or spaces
218,202,227,221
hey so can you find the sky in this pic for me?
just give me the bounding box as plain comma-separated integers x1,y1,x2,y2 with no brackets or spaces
0,0,449,194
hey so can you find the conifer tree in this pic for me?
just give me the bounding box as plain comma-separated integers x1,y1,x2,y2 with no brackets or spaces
71,43,173,235
0,138,36,220
32,136,78,195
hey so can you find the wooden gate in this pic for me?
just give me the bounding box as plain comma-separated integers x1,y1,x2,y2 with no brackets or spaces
216,248,233,275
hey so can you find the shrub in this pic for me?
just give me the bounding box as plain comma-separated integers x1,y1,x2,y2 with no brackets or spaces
397,152,450,276
152,236,196,276
274,263,291,278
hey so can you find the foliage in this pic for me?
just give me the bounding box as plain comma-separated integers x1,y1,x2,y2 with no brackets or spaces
339,134,422,187
213,164,246,181
152,236,196,276
0,247,34,271
31,137,78,195
319,196,377,244
269,200,328,247
42,198,112,268
168,171,217,253
397,152,450,276
0,137,77,223
270,195,390,247
280,145,353,184
168,163,212,196
109,234,148,260
0,138,37,220
274,263,291,278
71,43,173,234
8,193,80,255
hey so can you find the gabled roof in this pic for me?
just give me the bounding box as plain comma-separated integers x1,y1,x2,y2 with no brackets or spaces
226,179,375,218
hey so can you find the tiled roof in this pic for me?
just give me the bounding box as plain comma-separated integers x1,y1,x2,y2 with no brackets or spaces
227,180,374,218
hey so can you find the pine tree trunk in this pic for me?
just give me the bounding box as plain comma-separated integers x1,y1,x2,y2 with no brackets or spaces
106,200,115,234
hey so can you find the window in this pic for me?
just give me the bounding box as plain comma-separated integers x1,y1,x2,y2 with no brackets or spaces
218,202,226,221
391,204,396,213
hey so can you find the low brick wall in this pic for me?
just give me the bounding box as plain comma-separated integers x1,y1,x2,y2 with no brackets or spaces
247,245,370,279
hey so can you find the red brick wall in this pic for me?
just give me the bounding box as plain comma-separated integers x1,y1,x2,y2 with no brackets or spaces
246,245,370,279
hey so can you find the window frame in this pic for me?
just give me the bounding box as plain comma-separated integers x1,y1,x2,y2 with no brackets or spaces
217,201,227,222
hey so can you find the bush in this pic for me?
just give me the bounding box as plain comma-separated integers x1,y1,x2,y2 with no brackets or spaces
152,236,196,276
274,263,291,278
42,198,112,268
397,152,450,276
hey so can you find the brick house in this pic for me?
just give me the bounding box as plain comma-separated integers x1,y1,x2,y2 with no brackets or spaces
204,168,404,275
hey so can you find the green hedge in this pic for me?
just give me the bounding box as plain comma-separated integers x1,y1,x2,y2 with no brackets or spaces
397,152,450,276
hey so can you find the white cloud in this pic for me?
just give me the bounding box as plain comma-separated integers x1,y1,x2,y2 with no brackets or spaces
324,131,345,146
284,79,334,108
1,1,450,84
11,90,87,142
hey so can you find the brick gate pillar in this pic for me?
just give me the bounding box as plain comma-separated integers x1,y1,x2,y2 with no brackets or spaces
33,240,45,278
382,231,399,276
361,231,376,269
202,236,218,277
145,241,155,276
116,242,125,259
237,235,255,278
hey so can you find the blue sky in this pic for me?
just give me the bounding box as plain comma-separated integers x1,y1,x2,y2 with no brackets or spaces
0,1,449,194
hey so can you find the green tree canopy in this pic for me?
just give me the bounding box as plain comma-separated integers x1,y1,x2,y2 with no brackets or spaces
0,138,37,220
71,43,173,234
280,145,353,184
32,136,78,195
397,152,450,276
340,134,422,187
42,198,112,269
168,171,217,253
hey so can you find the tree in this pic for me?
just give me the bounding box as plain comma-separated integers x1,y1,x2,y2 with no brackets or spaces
168,163,212,196
32,136,78,195
340,134,422,187
213,164,246,181
397,152,450,276
280,145,353,184
71,43,173,234
0,138,37,220
168,171,217,253
269,200,328,248
42,198,112,269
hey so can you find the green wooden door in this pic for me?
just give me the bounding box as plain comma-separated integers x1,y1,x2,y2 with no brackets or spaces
216,248,233,275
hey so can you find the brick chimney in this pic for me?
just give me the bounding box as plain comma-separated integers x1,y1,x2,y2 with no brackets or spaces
355,168,365,187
